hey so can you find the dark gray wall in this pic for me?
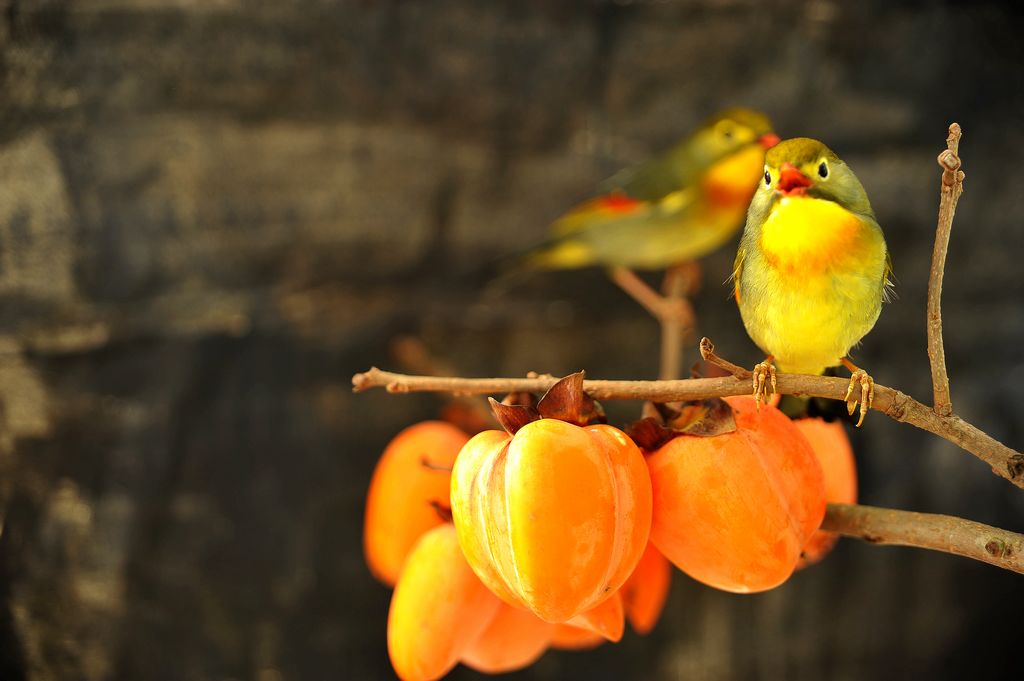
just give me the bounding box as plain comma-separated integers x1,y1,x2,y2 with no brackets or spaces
0,1,1022,679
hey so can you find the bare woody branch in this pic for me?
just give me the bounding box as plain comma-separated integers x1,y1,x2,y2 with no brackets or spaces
927,123,965,416
657,262,698,381
823,503,1024,574
351,355,1024,490
608,267,695,381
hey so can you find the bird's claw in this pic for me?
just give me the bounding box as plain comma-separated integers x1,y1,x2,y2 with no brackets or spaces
751,361,777,409
844,370,874,427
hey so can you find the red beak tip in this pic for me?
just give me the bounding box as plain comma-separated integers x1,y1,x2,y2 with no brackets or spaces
777,164,813,193
759,133,781,150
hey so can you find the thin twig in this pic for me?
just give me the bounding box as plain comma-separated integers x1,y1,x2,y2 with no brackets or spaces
390,335,494,433
700,337,750,378
352,354,1024,489
822,503,1024,574
658,264,691,380
608,267,695,376
608,267,668,320
927,123,964,416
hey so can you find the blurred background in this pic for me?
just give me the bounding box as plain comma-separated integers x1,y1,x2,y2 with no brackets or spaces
0,0,1023,679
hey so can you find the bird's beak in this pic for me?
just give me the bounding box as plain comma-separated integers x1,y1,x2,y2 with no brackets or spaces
776,162,812,195
759,133,781,150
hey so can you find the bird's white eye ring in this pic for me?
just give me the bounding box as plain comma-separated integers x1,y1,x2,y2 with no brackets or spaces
715,120,736,141
763,168,771,186
818,160,829,179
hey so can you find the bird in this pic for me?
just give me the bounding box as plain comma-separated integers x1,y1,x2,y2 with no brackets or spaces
510,108,779,322
732,137,892,426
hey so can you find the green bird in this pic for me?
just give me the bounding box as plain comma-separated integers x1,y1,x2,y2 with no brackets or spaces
522,108,779,272
733,137,892,425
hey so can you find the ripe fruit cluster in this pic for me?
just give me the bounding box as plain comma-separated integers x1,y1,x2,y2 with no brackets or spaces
364,375,857,681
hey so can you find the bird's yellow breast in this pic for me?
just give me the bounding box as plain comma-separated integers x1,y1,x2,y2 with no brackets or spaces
701,144,765,208
759,196,864,272
740,196,888,374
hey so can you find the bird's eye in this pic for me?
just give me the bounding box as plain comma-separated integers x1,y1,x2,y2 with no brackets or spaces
722,127,734,140
818,161,829,178
763,169,771,186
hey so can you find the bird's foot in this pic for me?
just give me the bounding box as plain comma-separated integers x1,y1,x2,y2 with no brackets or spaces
751,358,777,409
843,369,874,428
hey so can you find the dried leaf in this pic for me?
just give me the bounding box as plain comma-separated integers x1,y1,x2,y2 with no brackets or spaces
537,372,585,422
534,371,606,426
488,397,539,434
640,401,661,421
671,399,737,436
502,391,539,409
626,417,677,451
627,397,736,448
580,396,608,425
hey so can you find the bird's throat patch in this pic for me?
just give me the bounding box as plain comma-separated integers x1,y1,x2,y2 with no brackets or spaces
701,144,765,207
759,197,864,272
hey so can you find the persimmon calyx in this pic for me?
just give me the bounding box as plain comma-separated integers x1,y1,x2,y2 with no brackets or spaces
628,397,737,450
535,371,606,426
488,398,540,434
428,500,453,523
487,372,606,435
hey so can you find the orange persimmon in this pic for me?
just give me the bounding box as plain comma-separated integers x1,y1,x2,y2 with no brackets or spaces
794,417,857,567
451,418,653,623
460,603,553,674
364,421,470,586
567,590,625,643
550,624,604,651
621,542,671,635
387,523,501,681
646,396,825,593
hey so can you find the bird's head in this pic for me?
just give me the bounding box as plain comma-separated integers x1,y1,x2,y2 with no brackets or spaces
759,138,873,216
691,108,779,161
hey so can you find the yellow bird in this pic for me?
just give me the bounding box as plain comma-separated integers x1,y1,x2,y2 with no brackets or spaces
522,108,779,273
733,138,892,425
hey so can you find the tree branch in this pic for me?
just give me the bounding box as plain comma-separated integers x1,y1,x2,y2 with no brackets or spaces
927,123,964,416
658,262,696,381
352,350,1024,490
608,266,694,382
390,335,495,434
822,503,1024,574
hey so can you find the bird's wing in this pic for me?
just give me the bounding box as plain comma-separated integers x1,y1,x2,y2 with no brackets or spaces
523,187,701,269
731,243,745,303
599,145,692,202
882,249,895,302
552,186,696,238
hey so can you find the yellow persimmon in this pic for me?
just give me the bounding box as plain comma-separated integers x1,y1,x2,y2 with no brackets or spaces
387,524,500,681
451,418,652,622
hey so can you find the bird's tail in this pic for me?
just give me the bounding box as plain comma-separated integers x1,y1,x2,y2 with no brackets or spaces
482,234,592,297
